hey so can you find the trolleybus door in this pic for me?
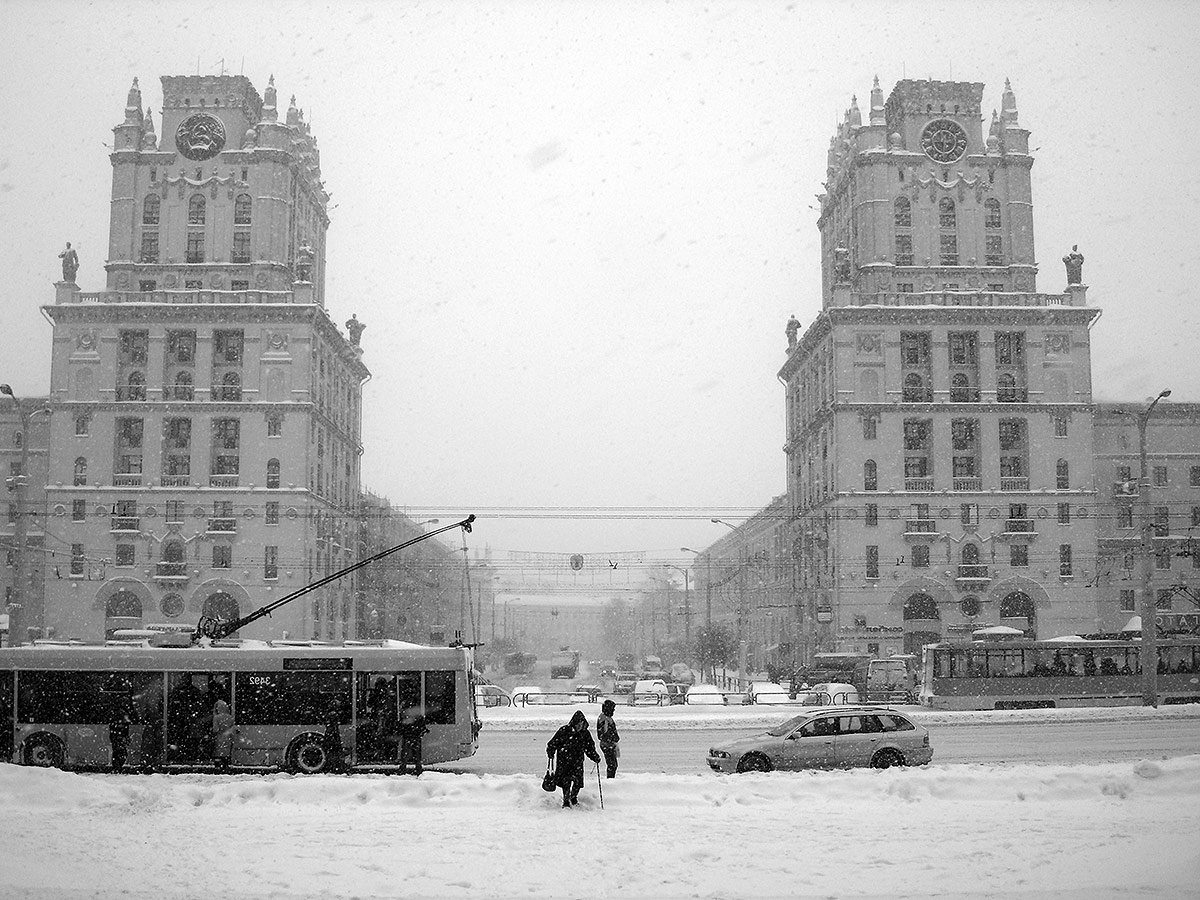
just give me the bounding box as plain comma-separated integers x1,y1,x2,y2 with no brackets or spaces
165,672,230,765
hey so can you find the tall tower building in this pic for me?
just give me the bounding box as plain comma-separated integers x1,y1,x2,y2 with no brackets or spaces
780,78,1099,661
41,75,369,642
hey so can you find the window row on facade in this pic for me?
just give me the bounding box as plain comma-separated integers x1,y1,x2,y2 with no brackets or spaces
864,541,1077,580
893,197,1005,267
65,538,278,581
1112,463,1200,492
115,329,253,402
139,192,252,264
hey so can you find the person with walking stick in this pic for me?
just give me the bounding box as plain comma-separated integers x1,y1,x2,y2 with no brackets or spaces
546,710,600,808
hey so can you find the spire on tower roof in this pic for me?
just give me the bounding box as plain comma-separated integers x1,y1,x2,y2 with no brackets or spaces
261,74,278,122
848,94,862,127
1001,77,1019,126
125,77,143,125
141,106,157,150
869,75,885,125
287,94,299,126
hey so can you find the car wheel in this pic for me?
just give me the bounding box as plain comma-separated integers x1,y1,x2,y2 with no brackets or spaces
24,734,65,768
871,748,905,769
737,752,773,773
287,734,330,774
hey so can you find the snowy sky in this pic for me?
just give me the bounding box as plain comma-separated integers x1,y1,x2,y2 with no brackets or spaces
1,0,1197,561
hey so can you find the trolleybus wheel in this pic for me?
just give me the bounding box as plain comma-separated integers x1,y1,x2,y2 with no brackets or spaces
286,734,330,774
24,734,65,768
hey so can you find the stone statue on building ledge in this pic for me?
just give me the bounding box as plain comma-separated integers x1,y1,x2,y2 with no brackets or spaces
346,314,365,347
295,242,314,282
58,242,79,283
833,247,851,283
1062,245,1084,285
785,315,800,350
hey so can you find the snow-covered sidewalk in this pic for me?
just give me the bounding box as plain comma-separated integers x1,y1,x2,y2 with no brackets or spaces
2,756,1198,898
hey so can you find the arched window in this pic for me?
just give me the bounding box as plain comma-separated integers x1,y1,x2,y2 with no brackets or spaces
894,197,911,228
220,371,241,402
984,199,1001,229
187,194,206,225
105,590,143,639
962,543,980,566
143,194,160,225
1056,459,1070,490
202,591,240,635
939,197,956,229
864,459,878,491
903,593,940,621
997,372,1017,402
233,194,252,226
903,372,927,402
73,456,88,486
1000,591,1035,620
266,458,280,489
950,372,975,403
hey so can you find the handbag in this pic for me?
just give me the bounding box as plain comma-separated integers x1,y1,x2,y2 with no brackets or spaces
541,760,557,792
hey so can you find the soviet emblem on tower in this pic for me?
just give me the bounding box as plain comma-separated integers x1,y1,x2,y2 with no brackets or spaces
919,118,968,164
174,113,227,161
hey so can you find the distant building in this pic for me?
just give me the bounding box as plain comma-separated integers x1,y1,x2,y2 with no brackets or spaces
0,397,51,644
39,75,368,641
778,78,1101,661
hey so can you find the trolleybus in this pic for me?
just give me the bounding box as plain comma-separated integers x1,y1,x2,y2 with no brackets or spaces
919,637,1200,709
0,639,479,772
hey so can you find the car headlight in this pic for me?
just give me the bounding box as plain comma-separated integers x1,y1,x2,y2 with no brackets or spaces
709,749,729,759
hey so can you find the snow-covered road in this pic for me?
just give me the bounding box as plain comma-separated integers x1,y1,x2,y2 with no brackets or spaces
3,756,1198,899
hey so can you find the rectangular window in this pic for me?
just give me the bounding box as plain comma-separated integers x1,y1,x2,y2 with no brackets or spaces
866,546,879,579
186,231,205,263
230,280,249,291
1191,466,1200,487
1010,544,1028,567
1059,544,1072,577
75,415,89,436
988,283,1005,291
118,330,149,366
912,545,930,568
985,234,1003,266
1154,506,1170,536
115,543,135,567
897,283,914,293
1155,547,1172,570
1118,506,1134,529
265,501,280,525
165,500,185,524
948,332,979,366
1119,589,1135,612
1156,589,1173,611
1117,465,1133,484
865,504,878,527
424,671,458,725
185,279,203,290
264,546,278,580
900,332,930,366
961,504,980,526
213,545,232,569
995,332,1026,367
267,415,282,438
1153,466,1168,486
234,671,352,727
1057,503,1071,524
70,543,85,576
1193,507,1200,527
72,499,86,522
231,230,251,263
1053,416,1068,437
939,233,958,266
139,279,156,292
140,232,159,263
894,235,913,267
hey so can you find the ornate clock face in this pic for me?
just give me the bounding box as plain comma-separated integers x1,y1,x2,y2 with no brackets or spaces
175,113,227,161
920,119,968,163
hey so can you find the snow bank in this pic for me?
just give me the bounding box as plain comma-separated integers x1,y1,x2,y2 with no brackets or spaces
2,758,1198,898
480,699,1200,731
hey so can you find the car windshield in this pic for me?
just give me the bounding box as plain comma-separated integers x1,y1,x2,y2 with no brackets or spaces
765,714,807,737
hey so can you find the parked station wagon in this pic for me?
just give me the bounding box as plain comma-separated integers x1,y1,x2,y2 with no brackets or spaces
706,706,933,773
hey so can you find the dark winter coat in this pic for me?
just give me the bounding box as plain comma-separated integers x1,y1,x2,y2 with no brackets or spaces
596,712,619,750
547,710,600,782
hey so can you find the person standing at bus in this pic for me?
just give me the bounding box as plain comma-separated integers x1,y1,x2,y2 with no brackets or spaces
106,673,136,772
546,710,600,808
397,695,427,776
211,700,236,771
367,677,398,763
596,699,620,779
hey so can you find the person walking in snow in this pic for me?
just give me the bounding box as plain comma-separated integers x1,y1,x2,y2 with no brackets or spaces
596,699,620,779
547,710,601,808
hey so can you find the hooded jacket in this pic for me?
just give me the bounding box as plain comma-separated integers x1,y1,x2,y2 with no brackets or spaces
546,710,600,776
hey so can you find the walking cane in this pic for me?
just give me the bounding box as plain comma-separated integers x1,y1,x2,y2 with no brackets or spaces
596,761,604,809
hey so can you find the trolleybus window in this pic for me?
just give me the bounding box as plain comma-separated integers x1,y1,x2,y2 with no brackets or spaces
236,671,353,725
425,671,456,725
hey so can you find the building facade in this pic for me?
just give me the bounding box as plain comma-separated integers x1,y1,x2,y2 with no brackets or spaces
1,397,51,644
40,75,369,642
779,78,1101,661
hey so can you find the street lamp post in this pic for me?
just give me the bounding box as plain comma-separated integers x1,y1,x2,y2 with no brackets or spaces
663,564,691,643
1,385,49,647
681,547,713,681
1116,389,1171,707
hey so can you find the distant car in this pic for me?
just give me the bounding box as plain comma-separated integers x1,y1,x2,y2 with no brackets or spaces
510,686,546,706
573,684,603,702
613,672,639,694
686,684,727,705
631,679,669,705
809,682,860,705
664,683,688,705
474,684,512,708
748,682,791,705
706,707,933,773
